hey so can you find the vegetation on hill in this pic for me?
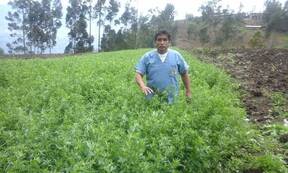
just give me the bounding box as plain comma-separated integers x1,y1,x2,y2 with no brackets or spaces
184,0,288,48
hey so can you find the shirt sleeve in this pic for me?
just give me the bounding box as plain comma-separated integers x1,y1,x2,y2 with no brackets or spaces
135,54,147,75
177,53,189,74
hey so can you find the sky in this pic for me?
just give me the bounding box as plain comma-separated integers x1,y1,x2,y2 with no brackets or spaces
0,0,287,20
131,0,287,19
133,0,261,19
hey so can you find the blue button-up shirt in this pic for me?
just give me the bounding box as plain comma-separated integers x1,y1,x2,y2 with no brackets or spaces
135,49,189,103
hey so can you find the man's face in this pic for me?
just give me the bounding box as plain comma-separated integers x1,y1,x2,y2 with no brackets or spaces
155,34,170,54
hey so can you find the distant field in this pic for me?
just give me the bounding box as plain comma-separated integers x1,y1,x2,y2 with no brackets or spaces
0,49,286,172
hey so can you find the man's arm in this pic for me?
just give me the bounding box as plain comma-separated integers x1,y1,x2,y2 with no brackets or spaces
135,72,154,95
181,72,191,98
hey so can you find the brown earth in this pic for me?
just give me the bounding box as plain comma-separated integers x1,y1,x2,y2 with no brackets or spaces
188,48,288,123
175,20,288,124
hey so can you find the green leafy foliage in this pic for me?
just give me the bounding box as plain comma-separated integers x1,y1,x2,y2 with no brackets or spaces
248,31,265,48
0,49,286,172
270,92,288,118
101,3,177,51
187,0,243,46
263,0,288,34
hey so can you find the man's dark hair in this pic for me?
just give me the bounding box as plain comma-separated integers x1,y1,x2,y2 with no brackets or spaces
154,30,171,41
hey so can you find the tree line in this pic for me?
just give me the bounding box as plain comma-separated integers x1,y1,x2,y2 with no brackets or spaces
5,0,288,55
5,0,176,54
6,0,62,54
186,0,288,47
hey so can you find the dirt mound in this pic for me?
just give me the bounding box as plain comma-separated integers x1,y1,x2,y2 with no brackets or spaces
190,48,288,122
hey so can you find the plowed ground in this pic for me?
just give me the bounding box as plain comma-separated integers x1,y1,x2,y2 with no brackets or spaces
191,48,288,123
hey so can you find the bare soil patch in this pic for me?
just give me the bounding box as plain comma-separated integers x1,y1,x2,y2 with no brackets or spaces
189,48,288,123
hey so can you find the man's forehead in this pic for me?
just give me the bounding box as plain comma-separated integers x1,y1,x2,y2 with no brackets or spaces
156,34,169,39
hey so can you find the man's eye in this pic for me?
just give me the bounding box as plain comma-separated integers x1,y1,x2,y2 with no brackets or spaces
157,39,168,42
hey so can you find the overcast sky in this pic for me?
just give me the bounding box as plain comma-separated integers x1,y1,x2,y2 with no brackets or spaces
0,0,287,20
131,0,287,19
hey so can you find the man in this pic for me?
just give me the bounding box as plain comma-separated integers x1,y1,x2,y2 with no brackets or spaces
135,30,191,104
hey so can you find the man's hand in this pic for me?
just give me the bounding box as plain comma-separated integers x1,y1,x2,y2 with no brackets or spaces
185,90,191,98
185,90,192,103
181,72,192,103
135,73,154,95
141,86,154,95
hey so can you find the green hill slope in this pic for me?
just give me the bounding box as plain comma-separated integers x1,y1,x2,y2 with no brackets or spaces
0,49,286,172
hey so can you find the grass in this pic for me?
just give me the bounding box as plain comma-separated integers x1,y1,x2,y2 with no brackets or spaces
0,49,287,172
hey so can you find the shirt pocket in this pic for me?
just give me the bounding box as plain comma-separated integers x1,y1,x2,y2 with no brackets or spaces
169,65,178,77
147,59,155,65
147,59,156,69
147,59,159,74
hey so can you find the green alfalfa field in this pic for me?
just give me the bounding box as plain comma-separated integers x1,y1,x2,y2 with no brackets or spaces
0,49,287,172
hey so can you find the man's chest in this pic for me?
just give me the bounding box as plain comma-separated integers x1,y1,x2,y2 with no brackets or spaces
146,56,178,76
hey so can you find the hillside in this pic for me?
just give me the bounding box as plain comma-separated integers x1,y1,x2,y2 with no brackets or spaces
175,19,288,49
0,49,287,172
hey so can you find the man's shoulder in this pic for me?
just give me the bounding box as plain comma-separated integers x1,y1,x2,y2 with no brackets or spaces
144,49,157,57
168,49,183,57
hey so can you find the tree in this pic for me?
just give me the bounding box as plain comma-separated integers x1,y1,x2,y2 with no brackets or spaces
101,3,177,51
94,0,120,51
27,0,46,53
6,0,62,54
136,15,154,48
0,48,4,55
263,0,284,35
199,0,222,45
215,11,242,45
6,0,32,54
101,2,138,51
199,27,210,45
283,1,288,31
94,0,106,51
263,0,288,34
86,0,93,44
248,31,265,48
66,0,93,54
101,25,116,51
120,3,138,47
200,0,222,27
106,0,120,23
196,0,243,46
120,4,137,26
45,0,63,54
187,17,202,40
158,4,175,30
149,4,177,44
25,0,62,54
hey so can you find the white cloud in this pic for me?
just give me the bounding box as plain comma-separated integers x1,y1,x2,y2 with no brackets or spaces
0,0,9,5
